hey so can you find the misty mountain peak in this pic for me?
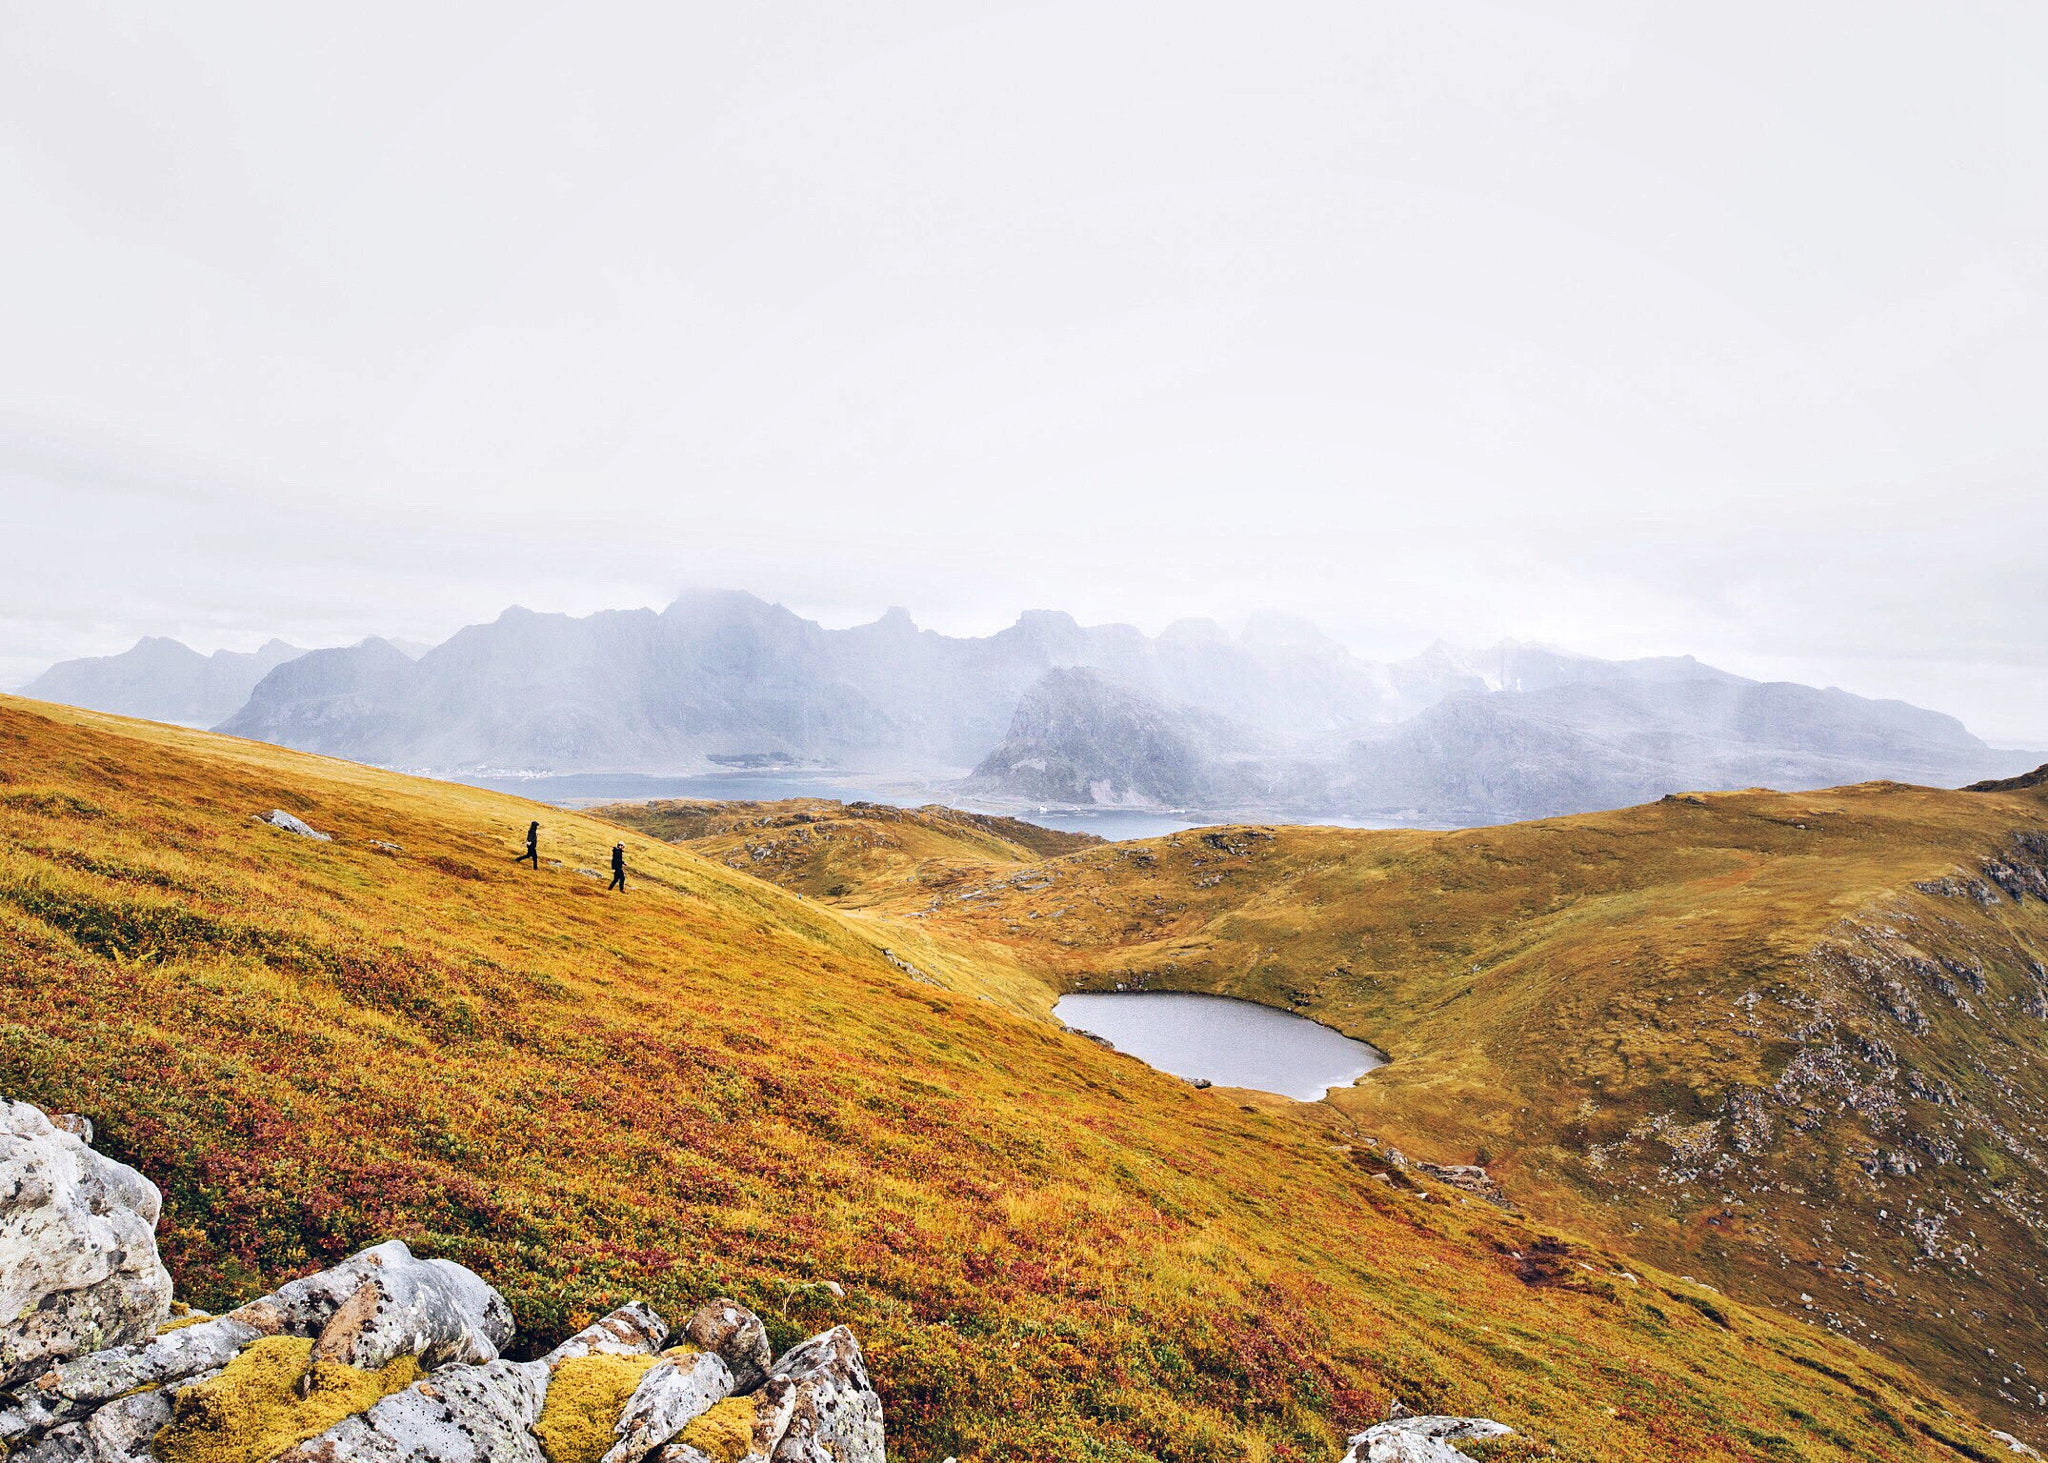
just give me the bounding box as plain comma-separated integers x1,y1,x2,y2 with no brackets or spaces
1240,612,1338,650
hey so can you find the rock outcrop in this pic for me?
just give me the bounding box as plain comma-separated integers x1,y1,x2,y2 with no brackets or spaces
1343,1414,1514,1462
0,1107,884,1463
0,1099,173,1390
256,810,331,841
1412,1163,1511,1209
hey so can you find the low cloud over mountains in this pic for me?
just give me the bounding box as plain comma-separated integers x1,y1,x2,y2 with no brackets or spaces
20,593,2036,826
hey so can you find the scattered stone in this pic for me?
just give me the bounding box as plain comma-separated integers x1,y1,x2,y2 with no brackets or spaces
256,809,332,841
1415,1163,1511,1209
684,1299,774,1393
369,840,403,854
542,1304,670,1365
0,1100,173,1391
1991,1429,2043,1458
1342,1415,1514,1462
294,1242,515,1371
766,1326,884,1463
600,1349,734,1463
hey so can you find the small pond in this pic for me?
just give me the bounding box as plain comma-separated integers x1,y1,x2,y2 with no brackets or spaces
1054,991,1385,1101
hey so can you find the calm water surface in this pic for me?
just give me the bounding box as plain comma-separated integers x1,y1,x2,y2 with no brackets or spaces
1054,991,1385,1101
436,771,1422,840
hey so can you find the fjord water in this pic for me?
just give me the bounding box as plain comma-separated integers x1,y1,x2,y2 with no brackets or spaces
1054,992,1385,1100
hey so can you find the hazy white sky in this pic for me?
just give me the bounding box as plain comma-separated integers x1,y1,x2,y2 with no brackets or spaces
3,3,2044,740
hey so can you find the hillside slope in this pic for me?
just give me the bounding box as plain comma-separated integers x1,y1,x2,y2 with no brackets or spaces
0,695,2018,1461
590,797,1099,910
878,781,2048,1445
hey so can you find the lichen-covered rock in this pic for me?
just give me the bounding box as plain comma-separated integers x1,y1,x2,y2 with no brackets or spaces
657,1384,798,1463
0,1315,265,1442
0,1178,883,1463
153,1334,424,1463
599,1348,734,1463
273,1357,553,1463
766,1328,883,1463
541,1304,668,1365
233,1240,511,1370
12,1386,174,1463
0,1240,512,1457
1342,1415,1514,1462
682,1301,772,1394
281,1301,669,1463
286,1243,513,1371
0,1100,173,1389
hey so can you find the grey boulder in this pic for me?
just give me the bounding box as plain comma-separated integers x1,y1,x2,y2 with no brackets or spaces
258,809,331,840
0,1100,173,1390
1343,1415,1514,1463
599,1349,733,1463
767,1327,884,1463
283,1242,514,1370
683,1300,773,1393
273,1357,552,1463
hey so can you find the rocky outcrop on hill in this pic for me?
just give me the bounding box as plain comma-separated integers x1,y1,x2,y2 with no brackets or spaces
0,1100,173,1390
1968,763,2048,794
255,810,331,841
0,1106,884,1463
0,1101,1522,1461
1343,1414,1513,1462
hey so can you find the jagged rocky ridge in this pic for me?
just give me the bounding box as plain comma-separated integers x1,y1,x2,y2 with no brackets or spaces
28,595,2033,827
0,1102,883,1463
22,640,306,730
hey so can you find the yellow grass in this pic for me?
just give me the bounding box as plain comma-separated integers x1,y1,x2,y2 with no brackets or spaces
0,695,2027,1460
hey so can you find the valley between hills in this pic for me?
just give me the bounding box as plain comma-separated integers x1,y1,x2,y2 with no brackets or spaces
5,692,2047,1460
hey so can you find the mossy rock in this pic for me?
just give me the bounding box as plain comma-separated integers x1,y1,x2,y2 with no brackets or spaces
674,1394,761,1463
154,1336,420,1463
534,1352,661,1463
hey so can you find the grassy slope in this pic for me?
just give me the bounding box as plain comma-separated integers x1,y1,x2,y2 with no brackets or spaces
593,798,1099,909
0,696,2015,1461
876,789,2048,1445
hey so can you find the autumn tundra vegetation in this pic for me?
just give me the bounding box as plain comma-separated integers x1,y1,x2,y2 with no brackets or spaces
2,694,2045,1460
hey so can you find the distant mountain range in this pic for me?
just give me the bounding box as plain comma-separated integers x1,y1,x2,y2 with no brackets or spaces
18,593,2038,824
22,636,307,728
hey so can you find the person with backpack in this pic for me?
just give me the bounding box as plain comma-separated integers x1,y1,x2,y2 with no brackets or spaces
515,821,539,868
608,842,626,892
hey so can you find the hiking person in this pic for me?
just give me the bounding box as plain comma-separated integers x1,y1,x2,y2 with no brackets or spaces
608,842,626,892
515,821,539,868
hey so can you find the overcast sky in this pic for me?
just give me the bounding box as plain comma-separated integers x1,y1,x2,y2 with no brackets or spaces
3,3,2045,740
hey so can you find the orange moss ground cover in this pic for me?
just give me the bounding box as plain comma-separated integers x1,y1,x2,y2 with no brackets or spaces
0,696,2014,1461
872,786,2048,1447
